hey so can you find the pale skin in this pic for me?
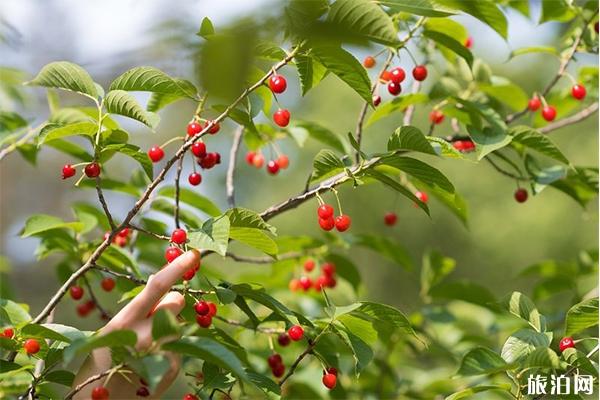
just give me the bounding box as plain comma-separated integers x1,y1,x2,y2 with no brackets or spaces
71,250,200,399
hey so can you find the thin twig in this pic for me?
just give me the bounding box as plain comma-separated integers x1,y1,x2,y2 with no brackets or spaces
82,275,112,320
174,156,184,229
64,363,125,400
128,224,170,241
0,124,43,161
226,126,244,208
214,315,284,334
95,176,116,230
485,157,530,181
224,251,303,264
278,327,329,386
538,102,598,134
402,80,422,126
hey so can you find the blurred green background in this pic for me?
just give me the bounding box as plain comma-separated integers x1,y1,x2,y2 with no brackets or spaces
0,1,598,397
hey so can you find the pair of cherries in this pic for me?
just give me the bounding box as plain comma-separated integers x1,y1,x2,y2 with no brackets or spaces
317,204,351,232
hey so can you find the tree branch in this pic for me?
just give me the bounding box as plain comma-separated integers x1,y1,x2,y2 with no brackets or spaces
226,126,244,208
0,124,43,162
539,102,598,134
95,176,116,231
278,326,329,386
128,224,170,241
174,156,184,229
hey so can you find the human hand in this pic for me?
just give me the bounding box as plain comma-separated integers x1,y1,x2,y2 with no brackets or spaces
71,250,200,399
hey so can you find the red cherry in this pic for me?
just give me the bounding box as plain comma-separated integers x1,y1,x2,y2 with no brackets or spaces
188,172,202,186
288,325,304,341
91,386,110,400
559,337,575,352
182,267,196,281
272,363,285,378
117,228,129,238
269,75,287,93
465,36,473,48
114,235,128,247
267,160,280,175
288,278,301,291
165,246,183,263
245,151,256,165
387,81,401,96
528,97,541,111
187,122,202,136
84,162,101,178
273,109,291,127
136,386,150,397
390,67,406,84
363,56,376,68
183,394,199,400
278,333,291,346
541,106,556,121
268,353,282,368
101,277,115,292
23,338,40,354
326,276,337,288
412,65,428,81
252,153,265,168
62,164,76,179
314,275,328,291
334,215,351,232
380,70,392,82
148,146,164,163
429,110,444,124
171,229,187,244
2,328,14,339
322,373,337,389
76,300,95,317
322,262,336,277
514,188,528,203
70,285,84,300
384,212,397,226
595,21,599,33
196,314,212,328
277,155,289,169
463,140,475,151
191,142,207,158
303,259,315,272
415,191,428,203
319,217,335,231
194,301,210,316
326,367,338,376
571,84,586,100
373,95,381,106
299,276,312,291
205,120,220,134
207,302,217,317
199,152,218,169
318,204,334,219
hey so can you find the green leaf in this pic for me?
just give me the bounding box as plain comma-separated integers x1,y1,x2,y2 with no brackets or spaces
480,81,529,111
151,199,200,229
21,214,83,237
561,348,598,376
565,297,599,336
152,309,180,342
163,337,249,381
539,0,576,23
0,299,31,326
378,156,454,193
311,149,345,182
158,186,221,217
509,126,569,164
387,125,437,155
429,281,496,308
311,45,373,104
325,253,361,291
226,208,276,234
44,370,75,386
422,30,473,67
289,121,347,153
79,178,141,197
229,228,278,256
501,329,551,363
212,104,257,134
246,371,281,395
0,111,27,134
295,54,328,96
25,61,99,100
384,0,455,17
424,18,467,42
104,90,158,129
468,126,512,160
197,17,215,38
37,122,97,146
436,0,508,39
20,324,71,343
332,324,374,375
445,384,512,400
230,284,296,323
419,181,469,226
420,250,456,299
499,292,546,332
366,93,429,126
349,233,413,270
525,347,560,369
46,139,93,162
187,216,230,256
64,330,137,363
364,169,430,215
509,46,559,59
129,355,170,392
109,66,197,98
457,347,512,376
327,0,399,45
101,143,154,180
550,167,598,207
454,98,507,132
353,302,416,337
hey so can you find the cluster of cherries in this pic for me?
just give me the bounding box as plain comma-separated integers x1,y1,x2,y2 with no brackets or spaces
363,56,429,101
245,151,289,175
528,83,586,122
289,259,337,292
0,327,41,356
164,229,201,281
90,386,200,400
103,227,131,248
70,274,115,318
266,325,304,377
61,161,101,180
317,203,351,232
194,299,218,328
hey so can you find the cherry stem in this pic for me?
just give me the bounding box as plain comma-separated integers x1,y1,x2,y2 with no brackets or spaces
315,192,325,206
564,72,577,85
160,136,185,149
540,95,549,108
331,188,343,215
268,335,275,352
402,46,419,66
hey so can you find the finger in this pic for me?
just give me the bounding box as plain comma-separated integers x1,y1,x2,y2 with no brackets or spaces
149,291,185,317
125,250,199,318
